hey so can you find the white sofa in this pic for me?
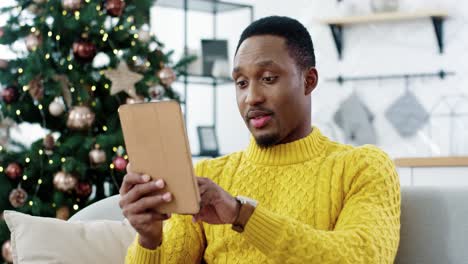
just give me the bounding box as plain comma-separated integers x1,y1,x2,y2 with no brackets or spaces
68,187,468,263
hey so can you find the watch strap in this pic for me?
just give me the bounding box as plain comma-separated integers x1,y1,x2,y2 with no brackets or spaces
232,198,256,233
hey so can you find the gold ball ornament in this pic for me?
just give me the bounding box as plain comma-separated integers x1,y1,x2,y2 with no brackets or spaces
53,171,78,192
66,106,95,130
89,145,106,165
1,240,13,263
49,97,66,117
25,33,42,52
56,206,70,220
9,187,28,208
158,66,176,87
61,0,82,11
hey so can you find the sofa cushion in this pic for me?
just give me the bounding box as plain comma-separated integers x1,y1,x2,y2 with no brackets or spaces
68,195,124,222
4,210,136,264
396,187,468,264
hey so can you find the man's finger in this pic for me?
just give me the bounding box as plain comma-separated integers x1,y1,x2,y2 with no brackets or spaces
125,192,172,215
128,212,171,226
199,189,217,209
122,180,165,206
120,172,152,195
198,182,208,195
196,177,210,186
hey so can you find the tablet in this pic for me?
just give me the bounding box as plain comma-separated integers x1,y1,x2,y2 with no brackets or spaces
118,101,200,214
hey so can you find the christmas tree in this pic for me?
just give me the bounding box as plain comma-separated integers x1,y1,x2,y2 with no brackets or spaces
0,1,192,261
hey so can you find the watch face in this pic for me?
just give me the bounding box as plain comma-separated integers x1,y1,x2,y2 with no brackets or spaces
236,195,258,207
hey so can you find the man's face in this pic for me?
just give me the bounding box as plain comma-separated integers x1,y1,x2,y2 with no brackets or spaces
233,35,310,147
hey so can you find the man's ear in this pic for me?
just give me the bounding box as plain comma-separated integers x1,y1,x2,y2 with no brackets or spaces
304,67,318,95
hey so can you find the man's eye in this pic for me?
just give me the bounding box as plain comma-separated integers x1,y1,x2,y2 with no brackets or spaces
236,80,248,88
262,76,278,83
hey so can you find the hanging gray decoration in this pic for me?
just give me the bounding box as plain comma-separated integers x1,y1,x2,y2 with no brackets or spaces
385,90,429,138
334,93,377,145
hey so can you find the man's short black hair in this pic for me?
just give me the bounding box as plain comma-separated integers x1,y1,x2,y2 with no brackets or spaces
235,16,316,69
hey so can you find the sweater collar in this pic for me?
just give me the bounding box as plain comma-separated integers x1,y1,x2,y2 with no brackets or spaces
244,127,329,166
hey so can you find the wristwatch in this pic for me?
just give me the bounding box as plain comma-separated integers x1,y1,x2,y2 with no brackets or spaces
232,196,257,233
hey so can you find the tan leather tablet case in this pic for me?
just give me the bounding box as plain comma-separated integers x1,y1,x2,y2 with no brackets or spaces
118,101,200,214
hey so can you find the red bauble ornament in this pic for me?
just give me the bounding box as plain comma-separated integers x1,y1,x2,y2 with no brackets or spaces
73,40,97,63
105,0,126,17
5,162,22,180
75,182,92,198
0,27,4,38
113,156,127,172
1,86,18,104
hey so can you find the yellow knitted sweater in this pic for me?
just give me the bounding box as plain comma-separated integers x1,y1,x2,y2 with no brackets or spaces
125,128,400,263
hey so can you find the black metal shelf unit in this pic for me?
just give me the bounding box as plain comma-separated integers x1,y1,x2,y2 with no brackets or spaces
154,0,254,157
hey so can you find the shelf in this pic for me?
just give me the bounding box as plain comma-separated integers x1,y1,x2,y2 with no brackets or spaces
155,0,253,13
322,10,447,25
321,10,449,59
176,74,233,85
394,156,468,168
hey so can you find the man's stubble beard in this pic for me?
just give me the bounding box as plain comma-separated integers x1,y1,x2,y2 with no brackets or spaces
254,131,281,148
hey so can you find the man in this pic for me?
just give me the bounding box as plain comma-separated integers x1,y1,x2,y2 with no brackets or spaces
120,16,400,263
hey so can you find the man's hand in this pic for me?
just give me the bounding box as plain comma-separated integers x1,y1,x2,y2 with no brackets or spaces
192,177,240,225
119,163,173,249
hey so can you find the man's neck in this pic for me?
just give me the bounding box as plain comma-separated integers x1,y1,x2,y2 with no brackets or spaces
278,123,313,145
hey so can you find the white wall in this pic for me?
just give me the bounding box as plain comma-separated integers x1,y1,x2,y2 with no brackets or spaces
2,0,467,160
151,0,468,159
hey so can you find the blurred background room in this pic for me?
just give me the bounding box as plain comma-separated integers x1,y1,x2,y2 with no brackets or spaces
0,0,467,262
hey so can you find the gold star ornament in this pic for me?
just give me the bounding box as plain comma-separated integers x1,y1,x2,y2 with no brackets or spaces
103,62,143,98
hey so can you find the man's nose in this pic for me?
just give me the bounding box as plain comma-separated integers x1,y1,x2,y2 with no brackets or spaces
245,83,265,106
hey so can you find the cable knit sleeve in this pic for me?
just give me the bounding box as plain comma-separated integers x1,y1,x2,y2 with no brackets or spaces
125,161,208,264
241,146,401,263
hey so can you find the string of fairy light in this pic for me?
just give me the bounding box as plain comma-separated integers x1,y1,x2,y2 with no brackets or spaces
2,0,142,213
